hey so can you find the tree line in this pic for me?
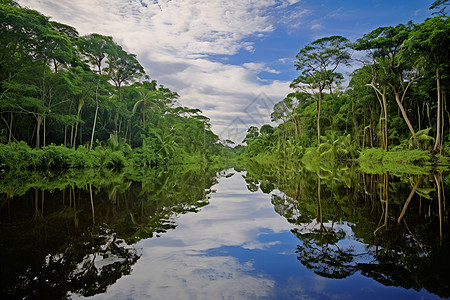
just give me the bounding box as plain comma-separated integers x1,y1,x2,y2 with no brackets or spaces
0,0,232,170
243,3,449,162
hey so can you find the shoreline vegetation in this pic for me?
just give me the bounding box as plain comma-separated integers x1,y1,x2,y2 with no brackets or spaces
1,1,449,175
0,1,237,171
239,5,449,172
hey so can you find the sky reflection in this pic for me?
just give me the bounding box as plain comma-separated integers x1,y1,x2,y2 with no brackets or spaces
73,170,442,300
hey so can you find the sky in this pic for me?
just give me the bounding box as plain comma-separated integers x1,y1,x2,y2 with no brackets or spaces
18,0,437,143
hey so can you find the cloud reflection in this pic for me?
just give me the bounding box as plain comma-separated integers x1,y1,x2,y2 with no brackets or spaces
71,171,292,299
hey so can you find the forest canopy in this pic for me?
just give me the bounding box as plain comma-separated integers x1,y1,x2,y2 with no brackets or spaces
242,12,449,163
0,1,235,170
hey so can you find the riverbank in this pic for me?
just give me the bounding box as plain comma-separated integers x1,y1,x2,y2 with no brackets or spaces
0,141,231,172
239,147,450,175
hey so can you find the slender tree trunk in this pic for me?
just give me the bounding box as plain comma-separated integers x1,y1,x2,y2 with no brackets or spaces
434,68,442,152
36,115,43,148
142,106,146,129
370,108,374,147
382,91,388,151
64,126,67,146
417,103,421,130
8,112,13,144
90,79,100,151
394,92,419,146
317,91,322,145
73,119,79,148
379,100,384,149
43,116,46,147
372,84,388,150
70,125,74,147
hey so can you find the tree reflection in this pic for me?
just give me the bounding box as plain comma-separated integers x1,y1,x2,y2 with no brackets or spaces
0,165,224,299
245,160,449,298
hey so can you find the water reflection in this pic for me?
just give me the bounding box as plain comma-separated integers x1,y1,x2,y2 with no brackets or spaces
0,166,221,299
71,168,294,300
245,161,450,298
1,162,449,299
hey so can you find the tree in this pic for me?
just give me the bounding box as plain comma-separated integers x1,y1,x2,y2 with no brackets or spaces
77,34,116,150
291,36,351,145
243,126,259,144
430,0,449,15
132,81,160,130
260,124,274,136
106,45,144,100
354,23,420,148
404,17,450,152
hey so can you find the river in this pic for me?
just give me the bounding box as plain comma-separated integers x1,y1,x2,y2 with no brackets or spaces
0,164,448,299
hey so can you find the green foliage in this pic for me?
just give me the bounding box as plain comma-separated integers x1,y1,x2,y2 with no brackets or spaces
0,4,229,168
358,148,433,174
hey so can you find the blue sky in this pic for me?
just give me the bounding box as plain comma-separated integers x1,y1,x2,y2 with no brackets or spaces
18,0,436,143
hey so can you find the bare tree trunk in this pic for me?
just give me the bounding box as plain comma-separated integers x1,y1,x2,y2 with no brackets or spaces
382,91,388,151
90,79,100,151
43,116,46,147
8,112,13,144
36,115,43,148
317,91,322,145
417,103,421,130
70,125,74,147
434,68,442,152
64,126,67,146
73,120,79,148
394,92,418,146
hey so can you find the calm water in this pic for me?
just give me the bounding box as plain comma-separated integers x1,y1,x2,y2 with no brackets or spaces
0,165,449,299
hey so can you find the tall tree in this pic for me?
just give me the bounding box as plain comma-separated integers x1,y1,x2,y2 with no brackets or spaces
404,17,450,152
354,24,420,147
290,36,351,145
106,45,144,100
77,34,115,150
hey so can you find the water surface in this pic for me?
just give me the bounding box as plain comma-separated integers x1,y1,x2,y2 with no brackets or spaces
0,165,448,299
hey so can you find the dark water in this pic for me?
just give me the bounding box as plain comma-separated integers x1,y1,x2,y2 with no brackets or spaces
0,164,449,299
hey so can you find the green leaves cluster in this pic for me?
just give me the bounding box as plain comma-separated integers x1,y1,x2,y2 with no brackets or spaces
0,2,227,168
243,13,449,163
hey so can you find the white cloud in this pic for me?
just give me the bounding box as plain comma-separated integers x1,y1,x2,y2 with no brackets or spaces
243,62,281,74
310,22,323,30
18,0,303,143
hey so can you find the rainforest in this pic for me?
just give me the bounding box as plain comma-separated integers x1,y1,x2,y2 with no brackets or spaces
1,0,449,299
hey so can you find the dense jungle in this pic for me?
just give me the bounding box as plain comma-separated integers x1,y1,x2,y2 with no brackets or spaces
1,0,450,299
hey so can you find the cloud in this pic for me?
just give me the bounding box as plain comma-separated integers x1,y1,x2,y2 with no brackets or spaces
310,22,323,30
243,62,281,74
18,0,304,143
68,172,294,299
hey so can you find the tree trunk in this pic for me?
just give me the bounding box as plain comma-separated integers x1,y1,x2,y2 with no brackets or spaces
8,112,13,144
393,91,418,146
382,90,388,151
73,120,79,148
36,114,43,148
64,126,67,146
70,125,74,147
43,116,46,147
317,91,322,145
89,79,100,151
417,103,421,130
434,68,442,152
